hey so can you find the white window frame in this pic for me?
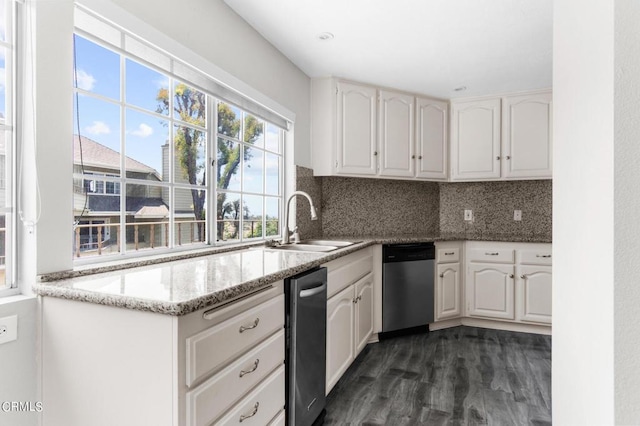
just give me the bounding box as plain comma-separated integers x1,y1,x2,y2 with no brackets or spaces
0,0,17,295
72,9,288,265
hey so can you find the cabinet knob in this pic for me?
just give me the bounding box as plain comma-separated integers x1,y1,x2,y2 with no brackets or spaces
509,274,514,279
496,156,501,160
412,155,416,159
439,273,444,278
418,155,423,160
520,274,527,279
374,151,378,156
506,155,511,160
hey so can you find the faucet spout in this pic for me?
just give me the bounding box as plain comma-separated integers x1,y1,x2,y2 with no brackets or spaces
283,191,318,244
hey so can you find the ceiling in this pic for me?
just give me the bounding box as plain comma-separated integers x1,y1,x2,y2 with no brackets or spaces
223,0,552,100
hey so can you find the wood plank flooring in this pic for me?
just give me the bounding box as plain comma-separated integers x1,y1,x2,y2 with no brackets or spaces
323,326,551,425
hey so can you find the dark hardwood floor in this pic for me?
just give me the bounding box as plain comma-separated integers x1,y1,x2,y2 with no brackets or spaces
323,326,551,425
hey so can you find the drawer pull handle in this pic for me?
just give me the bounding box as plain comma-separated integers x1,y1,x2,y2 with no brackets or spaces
536,254,551,258
444,252,455,255
239,402,259,422
239,359,260,378
239,318,260,333
485,252,499,256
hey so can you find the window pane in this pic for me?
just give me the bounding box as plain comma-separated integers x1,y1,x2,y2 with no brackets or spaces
265,152,280,196
0,213,6,285
243,146,263,194
73,35,120,100
0,48,6,121
243,195,263,239
265,197,280,237
125,108,168,181
174,187,206,246
74,95,121,177
173,82,206,126
0,0,6,43
265,123,281,153
174,125,206,186
125,183,169,252
217,193,240,242
217,102,241,139
243,113,264,148
125,59,170,115
73,219,120,259
217,137,241,191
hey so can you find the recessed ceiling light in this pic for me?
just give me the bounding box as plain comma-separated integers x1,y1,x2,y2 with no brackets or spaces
454,86,467,92
317,32,334,41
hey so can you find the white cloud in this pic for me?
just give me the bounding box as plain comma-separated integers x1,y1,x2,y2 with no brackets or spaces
131,123,153,138
75,69,96,91
85,121,111,135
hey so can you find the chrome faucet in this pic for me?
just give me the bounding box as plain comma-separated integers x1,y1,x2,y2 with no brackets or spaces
283,191,318,244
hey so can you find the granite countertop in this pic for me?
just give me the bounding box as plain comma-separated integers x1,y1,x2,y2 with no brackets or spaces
34,233,551,316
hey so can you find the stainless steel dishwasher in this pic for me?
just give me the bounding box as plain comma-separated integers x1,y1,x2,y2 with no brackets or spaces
382,243,435,333
285,267,327,426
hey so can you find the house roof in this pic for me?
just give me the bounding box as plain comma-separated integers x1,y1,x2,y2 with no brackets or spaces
73,135,159,177
87,195,169,217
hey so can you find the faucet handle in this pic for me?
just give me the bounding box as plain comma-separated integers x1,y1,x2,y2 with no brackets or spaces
291,226,300,244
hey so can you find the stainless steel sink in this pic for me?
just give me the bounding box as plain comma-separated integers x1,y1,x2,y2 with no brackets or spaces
266,239,359,253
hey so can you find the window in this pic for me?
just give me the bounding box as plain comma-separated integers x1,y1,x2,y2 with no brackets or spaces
0,0,15,292
72,15,285,262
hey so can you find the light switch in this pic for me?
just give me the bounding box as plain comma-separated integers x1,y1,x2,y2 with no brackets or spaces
0,315,17,345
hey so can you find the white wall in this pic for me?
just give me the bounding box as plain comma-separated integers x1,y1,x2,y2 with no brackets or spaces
614,0,640,422
554,0,640,423
0,297,39,426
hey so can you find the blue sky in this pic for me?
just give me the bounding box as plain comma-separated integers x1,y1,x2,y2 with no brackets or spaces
73,34,281,219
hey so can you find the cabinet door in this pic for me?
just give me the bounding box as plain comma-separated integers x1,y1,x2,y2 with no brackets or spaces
502,92,553,178
337,81,378,175
378,90,414,177
354,273,374,355
467,263,515,320
517,265,552,324
326,285,355,394
416,97,448,180
451,99,501,180
436,263,461,320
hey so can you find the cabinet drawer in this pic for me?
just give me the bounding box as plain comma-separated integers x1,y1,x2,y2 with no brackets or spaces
437,247,460,263
518,249,552,265
326,250,373,298
186,331,285,426
268,410,286,426
213,365,285,426
468,248,514,264
186,295,284,387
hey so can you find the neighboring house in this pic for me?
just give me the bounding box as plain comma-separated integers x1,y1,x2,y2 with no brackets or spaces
73,135,198,256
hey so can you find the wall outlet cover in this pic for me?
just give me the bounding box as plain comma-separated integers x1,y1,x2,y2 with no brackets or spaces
0,315,17,345
514,210,523,221
464,209,473,221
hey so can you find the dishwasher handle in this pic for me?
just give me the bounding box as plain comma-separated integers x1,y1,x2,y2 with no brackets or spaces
299,282,327,298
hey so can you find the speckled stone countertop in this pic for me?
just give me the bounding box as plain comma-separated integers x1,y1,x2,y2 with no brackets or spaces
34,233,550,316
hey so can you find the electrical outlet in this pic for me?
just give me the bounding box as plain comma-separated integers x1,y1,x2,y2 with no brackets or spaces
464,209,473,221
0,315,17,345
514,210,522,221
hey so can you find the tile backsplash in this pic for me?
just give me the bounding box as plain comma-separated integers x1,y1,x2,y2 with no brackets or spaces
295,166,552,239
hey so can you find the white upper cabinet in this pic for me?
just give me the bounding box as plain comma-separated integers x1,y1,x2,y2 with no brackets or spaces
378,90,414,177
450,98,502,180
337,81,378,175
416,97,448,180
450,91,552,182
502,92,553,178
311,78,447,181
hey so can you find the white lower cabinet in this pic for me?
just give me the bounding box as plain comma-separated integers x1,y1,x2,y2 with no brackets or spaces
41,282,286,426
467,263,515,320
517,266,552,324
435,262,462,320
355,274,374,354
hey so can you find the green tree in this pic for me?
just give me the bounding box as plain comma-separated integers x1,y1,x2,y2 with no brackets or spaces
156,86,263,241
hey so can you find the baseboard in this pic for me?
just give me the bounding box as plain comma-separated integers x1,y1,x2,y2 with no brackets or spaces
429,318,463,331
430,317,550,335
